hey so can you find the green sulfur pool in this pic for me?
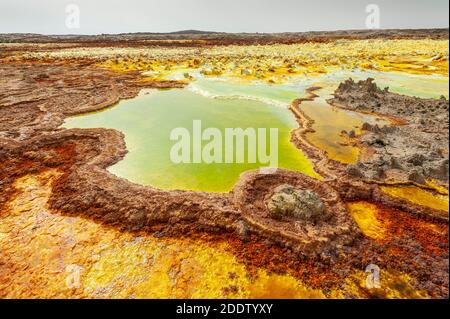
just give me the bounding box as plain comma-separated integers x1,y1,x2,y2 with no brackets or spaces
64,87,318,192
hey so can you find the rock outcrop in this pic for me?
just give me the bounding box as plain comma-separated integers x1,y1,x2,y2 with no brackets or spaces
329,78,449,186
267,184,325,221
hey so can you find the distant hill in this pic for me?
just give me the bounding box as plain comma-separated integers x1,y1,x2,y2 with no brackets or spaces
168,30,222,35
0,28,448,44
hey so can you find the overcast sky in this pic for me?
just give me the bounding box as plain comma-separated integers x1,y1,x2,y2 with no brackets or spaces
0,0,448,35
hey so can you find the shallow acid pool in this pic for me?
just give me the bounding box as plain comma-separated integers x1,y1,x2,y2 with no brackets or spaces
64,88,318,192
290,71,448,163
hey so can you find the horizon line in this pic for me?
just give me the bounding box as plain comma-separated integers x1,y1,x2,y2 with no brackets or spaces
1,27,449,37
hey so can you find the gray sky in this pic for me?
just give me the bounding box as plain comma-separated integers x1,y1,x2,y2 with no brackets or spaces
0,0,448,35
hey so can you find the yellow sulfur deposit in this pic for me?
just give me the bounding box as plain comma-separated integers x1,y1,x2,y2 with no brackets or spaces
330,268,430,299
381,185,449,212
14,39,448,84
347,201,387,240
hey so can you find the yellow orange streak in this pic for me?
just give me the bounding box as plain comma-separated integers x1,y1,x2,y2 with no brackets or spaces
347,202,387,240
381,185,449,212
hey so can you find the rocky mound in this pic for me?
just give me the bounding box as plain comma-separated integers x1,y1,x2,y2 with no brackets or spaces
232,170,361,256
267,184,326,221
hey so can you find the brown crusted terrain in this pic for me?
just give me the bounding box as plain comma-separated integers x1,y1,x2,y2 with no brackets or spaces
289,86,449,221
0,62,184,139
328,79,449,188
0,33,449,297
